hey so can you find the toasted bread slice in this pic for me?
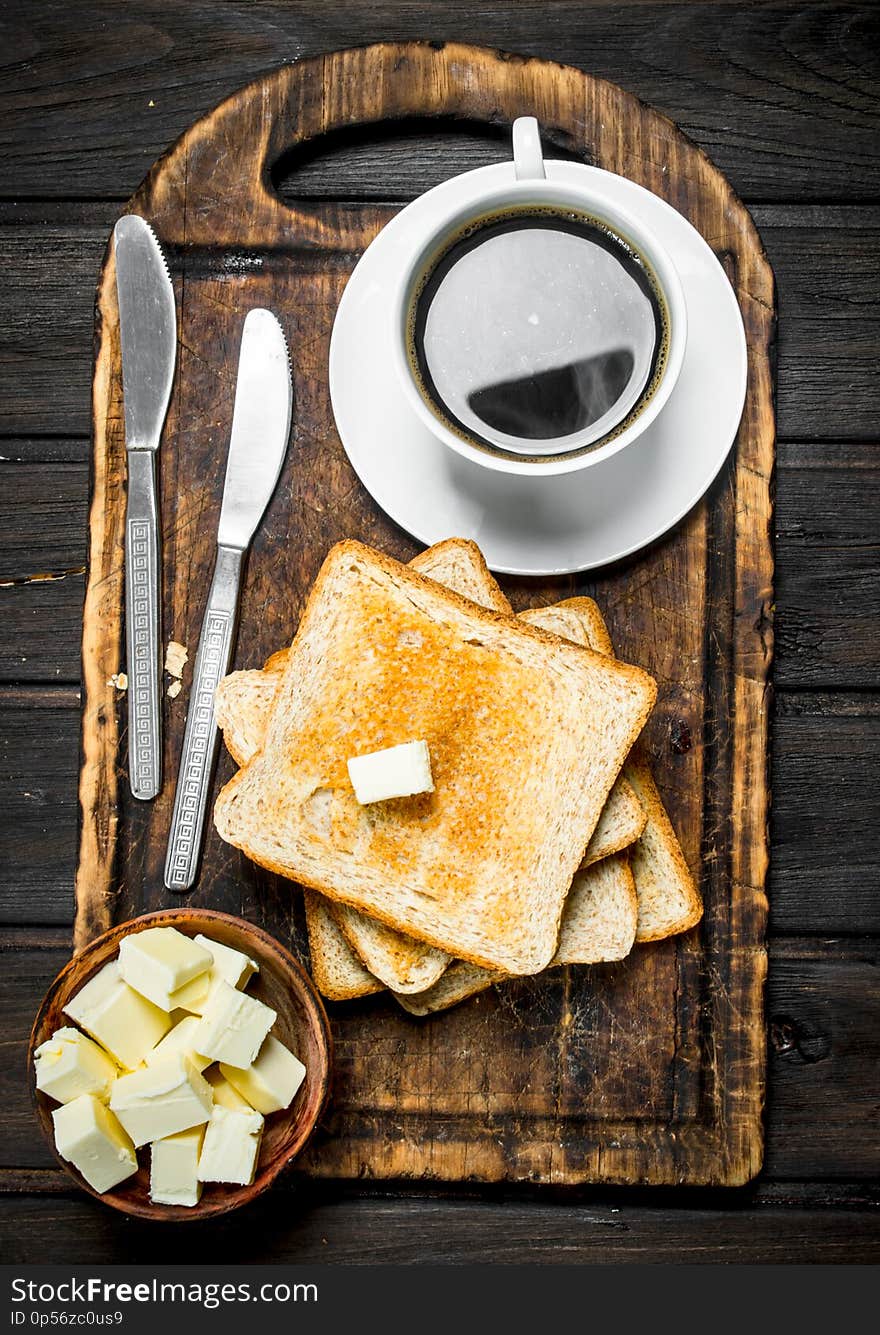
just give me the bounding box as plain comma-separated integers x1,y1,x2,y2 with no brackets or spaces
519,607,647,864
395,960,495,1018
327,902,443,992
395,852,638,1015
215,539,513,997
214,541,656,974
216,659,286,769
623,760,704,941
412,537,512,615
555,598,702,941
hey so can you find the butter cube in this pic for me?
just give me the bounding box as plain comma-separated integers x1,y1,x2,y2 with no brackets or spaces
144,1016,210,1073
192,980,276,1069
165,973,212,1014
197,1105,263,1186
109,1053,213,1148
220,1035,306,1114
35,1027,118,1104
205,1067,254,1112
150,1125,205,1207
168,935,258,1015
52,1094,137,1193
118,927,212,1011
63,961,171,1070
347,739,434,804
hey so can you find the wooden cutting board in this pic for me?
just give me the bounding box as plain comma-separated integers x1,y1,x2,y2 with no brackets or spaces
76,42,774,1186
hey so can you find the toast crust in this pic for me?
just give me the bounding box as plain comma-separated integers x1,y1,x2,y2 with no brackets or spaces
555,597,703,940
214,541,656,974
624,760,704,941
330,901,449,992
302,888,384,1001
581,777,647,865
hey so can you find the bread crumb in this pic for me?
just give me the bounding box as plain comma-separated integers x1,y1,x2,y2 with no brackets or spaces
165,640,188,678
107,672,128,691
167,679,182,700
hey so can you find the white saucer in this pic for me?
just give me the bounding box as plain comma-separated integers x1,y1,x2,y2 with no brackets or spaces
329,162,747,575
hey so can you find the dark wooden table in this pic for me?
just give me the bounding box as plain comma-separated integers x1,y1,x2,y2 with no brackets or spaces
1,0,878,1264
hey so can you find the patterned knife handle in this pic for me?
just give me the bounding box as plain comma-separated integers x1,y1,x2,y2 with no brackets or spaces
125,450,162,801
164,544,243,891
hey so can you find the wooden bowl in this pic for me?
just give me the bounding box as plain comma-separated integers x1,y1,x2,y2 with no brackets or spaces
29,908,332,1221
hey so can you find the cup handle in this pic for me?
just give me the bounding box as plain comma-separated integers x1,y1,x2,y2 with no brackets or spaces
512,117,547,181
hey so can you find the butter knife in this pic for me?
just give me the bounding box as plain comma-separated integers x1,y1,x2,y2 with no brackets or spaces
114,215,177,801
164,308,292,891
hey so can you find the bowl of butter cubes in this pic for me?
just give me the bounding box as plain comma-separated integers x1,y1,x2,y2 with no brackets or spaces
29,908,332,1219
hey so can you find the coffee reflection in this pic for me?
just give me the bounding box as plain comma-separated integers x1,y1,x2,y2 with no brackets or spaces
408,208,667,458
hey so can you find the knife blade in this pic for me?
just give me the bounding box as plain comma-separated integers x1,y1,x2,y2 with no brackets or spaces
114,214,177,801
164,308,292,891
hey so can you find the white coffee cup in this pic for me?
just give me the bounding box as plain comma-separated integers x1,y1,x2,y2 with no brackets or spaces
390,118,687,478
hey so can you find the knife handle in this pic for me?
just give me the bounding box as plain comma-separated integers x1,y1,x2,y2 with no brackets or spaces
164,544,243,892
125,449,163,801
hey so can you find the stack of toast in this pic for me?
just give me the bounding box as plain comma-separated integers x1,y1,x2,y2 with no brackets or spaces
213,539,701,1013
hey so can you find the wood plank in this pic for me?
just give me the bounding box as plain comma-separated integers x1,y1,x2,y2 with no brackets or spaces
765,938,880,1179
2,1168,877,1208
0,938,69,1171
0,690,79,925
0,460,87,682
2,3,879,203
0,438,92,466
0,464,86,579
1,205,876,441
0,574,85,683
4,932,876,1183
757,206,880,444
775,442,880,690
0,1189,878,1264
0,217,104,438
771,695,880,934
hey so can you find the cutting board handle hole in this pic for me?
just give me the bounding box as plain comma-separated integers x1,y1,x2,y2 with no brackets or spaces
268,116,588,206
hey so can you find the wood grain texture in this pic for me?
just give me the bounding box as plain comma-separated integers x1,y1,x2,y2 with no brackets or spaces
3,444,876,689
2,2,879,203
764,938,880,1180
1,1188,878,1265
771,695,880,933
0,938,70,1171
0,578,84,684
1,689,79,926
774,444,880,690
0,465,86,580
74,43,773,1187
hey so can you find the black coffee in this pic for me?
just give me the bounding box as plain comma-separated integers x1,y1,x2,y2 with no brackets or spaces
408,207,667,458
